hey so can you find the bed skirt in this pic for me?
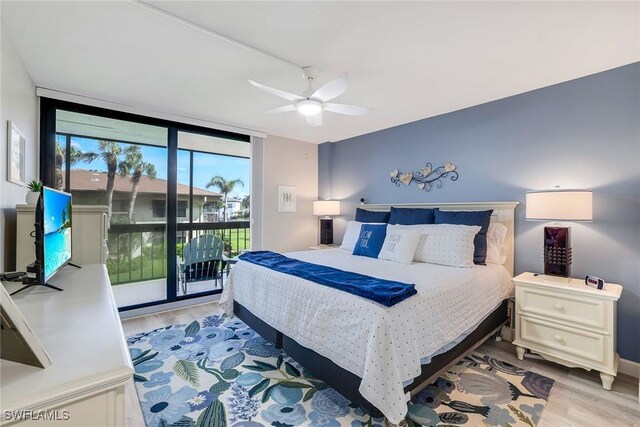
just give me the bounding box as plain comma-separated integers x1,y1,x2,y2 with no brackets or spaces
233,299,509,416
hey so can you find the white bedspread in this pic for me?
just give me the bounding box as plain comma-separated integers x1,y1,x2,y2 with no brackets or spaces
220,249,513,423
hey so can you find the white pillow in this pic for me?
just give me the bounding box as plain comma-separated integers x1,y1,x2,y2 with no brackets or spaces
413,224,481,268
486,222,508,264
340,221,385,251
378,225,423,265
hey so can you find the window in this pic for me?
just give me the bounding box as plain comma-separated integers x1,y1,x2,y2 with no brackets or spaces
40,97,251,311
152,200,166,218
152,200,187,218
177,137,250,224
177,201,188,218
112,200,128,214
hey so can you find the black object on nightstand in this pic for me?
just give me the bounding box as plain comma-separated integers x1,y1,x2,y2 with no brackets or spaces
526,189,592,279
543,226,572,277
319,218,334,245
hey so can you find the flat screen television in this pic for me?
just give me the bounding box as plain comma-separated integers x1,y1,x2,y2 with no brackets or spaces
36,186,73,283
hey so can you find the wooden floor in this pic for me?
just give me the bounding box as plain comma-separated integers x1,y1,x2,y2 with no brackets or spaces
121,302,640,427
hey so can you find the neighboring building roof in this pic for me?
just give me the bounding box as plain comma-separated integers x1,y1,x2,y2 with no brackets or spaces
68,169,220,197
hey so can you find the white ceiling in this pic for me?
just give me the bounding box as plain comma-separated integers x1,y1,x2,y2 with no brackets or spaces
2,1,639,144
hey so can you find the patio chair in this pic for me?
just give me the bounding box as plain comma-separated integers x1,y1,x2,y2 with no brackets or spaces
177,234,224,294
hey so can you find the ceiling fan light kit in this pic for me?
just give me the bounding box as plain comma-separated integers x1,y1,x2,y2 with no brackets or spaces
296,99,323,116
249,69,369,126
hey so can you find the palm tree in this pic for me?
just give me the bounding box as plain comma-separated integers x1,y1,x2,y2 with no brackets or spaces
118,145,156,221
240,195,250,218
60,205,67,230
95,141,124,221
54,143,94,190
241,195,250,210
206,176,244,221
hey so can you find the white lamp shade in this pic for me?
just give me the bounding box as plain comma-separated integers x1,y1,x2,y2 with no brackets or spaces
526,190,593,221
313,200,341,216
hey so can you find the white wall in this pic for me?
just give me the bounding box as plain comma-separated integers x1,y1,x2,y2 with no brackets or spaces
250,136,264,250
261,135,318,252
0,22,38,272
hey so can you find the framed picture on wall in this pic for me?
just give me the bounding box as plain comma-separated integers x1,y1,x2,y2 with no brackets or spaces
7,121,26,186
278,185,297,212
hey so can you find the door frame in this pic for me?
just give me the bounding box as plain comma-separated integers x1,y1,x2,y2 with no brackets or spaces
39,97,250,311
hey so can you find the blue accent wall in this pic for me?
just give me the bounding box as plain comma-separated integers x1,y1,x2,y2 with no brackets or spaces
319,63,640,362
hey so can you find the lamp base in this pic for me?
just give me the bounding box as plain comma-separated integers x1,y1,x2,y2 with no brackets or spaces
319,218,334,245
543,226,572,278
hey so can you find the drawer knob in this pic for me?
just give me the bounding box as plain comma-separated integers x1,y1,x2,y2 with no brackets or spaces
554,334,563,342
553,303,563,310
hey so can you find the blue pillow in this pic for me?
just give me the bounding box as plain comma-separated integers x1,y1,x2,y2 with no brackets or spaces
352,224,387,258
355,208,390,223
434,209,493,265
389,207,437,225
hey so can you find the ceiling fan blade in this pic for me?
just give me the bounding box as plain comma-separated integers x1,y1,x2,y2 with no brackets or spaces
305,113,323,127
265,104,297,114
311,72,348,102
323,103,369,116
248,79,304,102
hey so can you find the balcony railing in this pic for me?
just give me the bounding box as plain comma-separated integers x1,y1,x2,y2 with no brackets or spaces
107,221,250,286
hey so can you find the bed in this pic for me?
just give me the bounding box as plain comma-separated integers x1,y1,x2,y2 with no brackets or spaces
220,201,518,424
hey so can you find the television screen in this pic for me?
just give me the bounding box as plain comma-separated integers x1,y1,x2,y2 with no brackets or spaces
42,187,72,281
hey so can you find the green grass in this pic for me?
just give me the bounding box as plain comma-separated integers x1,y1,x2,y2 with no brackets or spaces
225,228,251,255
109,259,166,285
109,229,250,285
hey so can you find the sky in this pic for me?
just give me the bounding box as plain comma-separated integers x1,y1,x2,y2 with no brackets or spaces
67,137,250,198
43,188,71,234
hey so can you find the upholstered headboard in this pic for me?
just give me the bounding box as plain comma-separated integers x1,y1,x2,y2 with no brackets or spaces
357,202,519,276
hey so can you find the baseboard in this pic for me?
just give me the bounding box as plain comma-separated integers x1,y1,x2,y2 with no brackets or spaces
119,294,221,319
618,357,640,379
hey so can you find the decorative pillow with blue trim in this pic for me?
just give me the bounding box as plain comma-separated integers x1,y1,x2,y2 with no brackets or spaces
352,224,387,258
434,209,493,264
355,208,390,224
389,207,437,225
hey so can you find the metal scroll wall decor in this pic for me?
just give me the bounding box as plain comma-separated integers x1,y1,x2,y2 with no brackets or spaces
390,162,459,192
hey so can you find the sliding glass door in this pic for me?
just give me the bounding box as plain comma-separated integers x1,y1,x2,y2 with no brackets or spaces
54,110,169,307
175,131,250,297
41,98,250,310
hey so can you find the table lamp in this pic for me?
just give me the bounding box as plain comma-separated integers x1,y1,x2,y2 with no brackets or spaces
313,200,341,245
526,189,593,278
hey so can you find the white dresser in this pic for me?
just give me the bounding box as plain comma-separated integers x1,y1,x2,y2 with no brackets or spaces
0,264,134,426
512,272,622,390
16,204,108,272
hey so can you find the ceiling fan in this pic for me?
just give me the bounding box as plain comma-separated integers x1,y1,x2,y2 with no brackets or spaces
249,67,369,126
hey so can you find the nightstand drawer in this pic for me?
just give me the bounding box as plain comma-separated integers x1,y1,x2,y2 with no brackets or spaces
520,316,605,364
512,272,622,390
518,286,606,330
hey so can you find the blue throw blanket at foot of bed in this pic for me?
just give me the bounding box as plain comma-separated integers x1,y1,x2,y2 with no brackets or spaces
238,251,417,307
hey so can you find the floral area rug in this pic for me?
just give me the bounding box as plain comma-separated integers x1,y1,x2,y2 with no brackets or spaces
127,313,553,427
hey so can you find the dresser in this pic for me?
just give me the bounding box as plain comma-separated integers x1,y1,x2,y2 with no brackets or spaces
512,272,622,390
16,204,108,272
0,264,133,426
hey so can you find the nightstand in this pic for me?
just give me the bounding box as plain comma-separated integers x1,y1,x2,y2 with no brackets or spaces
308,245,338,250
512,272,622,390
